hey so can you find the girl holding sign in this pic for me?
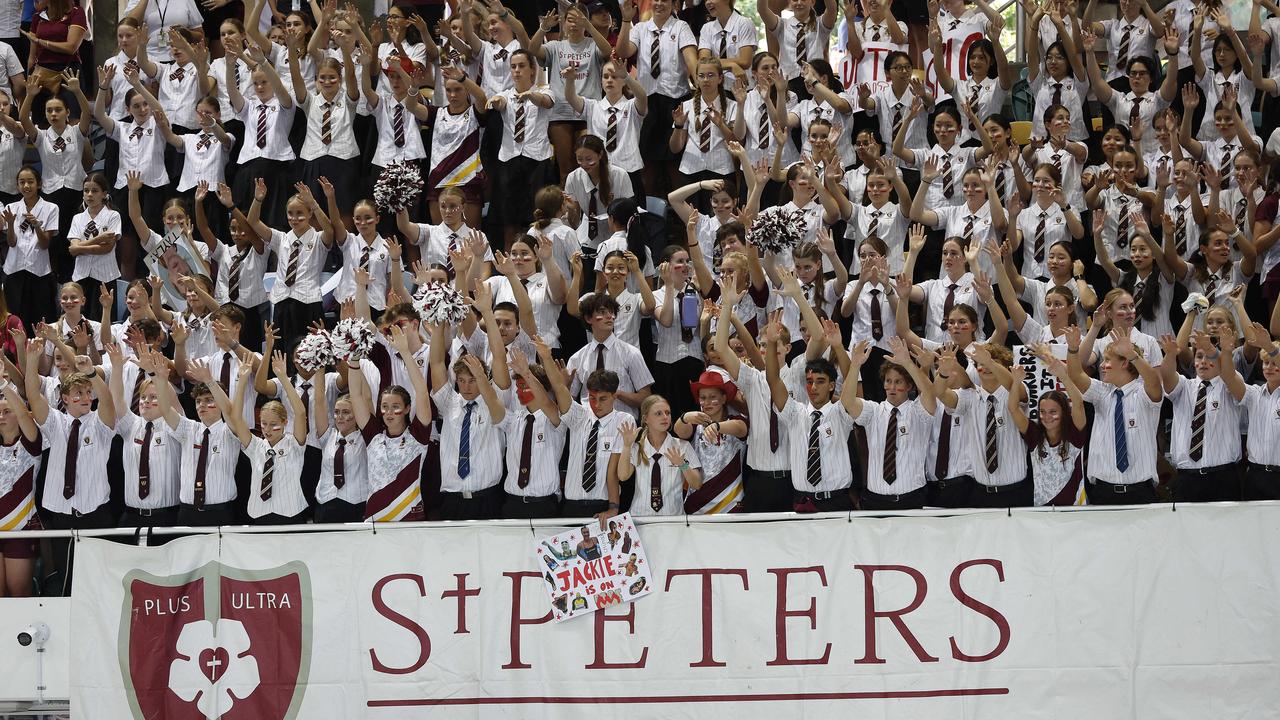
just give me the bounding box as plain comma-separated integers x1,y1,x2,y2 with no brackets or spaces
1008,345,1087,506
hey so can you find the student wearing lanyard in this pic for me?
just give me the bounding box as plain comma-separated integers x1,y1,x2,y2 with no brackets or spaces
1066,324,1165,504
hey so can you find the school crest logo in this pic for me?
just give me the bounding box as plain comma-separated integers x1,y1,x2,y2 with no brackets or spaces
117,561,312,720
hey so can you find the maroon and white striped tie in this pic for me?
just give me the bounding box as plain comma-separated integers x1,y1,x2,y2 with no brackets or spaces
393,103,406,147
256,103,268,148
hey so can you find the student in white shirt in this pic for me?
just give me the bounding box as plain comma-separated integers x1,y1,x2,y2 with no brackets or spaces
1190,10,1257,143
670,57,744,183
565,134,634,251
1157,332,1243,502
499,351,565,518
841,239,897,399
196,183,268,350
290,53,361,223
1164,213,1257,310
2,166,60,326
790,61,855,166
94,64,169,280
1067,325,1166,505
615,394,704,517
741,52,797,166
843,338,938,510
1083,30,1177,158
1096,221,1177,341
215,353,309,524
567,293,656,418
105,343,180,528
325,190,399,319
309,371,369,523
1080,287,1165,370
396,187,493,281
569,249,655,351
66,173,121,318
835,159,911,275
756,0,836,91
488,234,567,352
1022,105,1089,212
124,172,214,314
697,0,758,89
565,59,648,199
1011,163,1084,280
487,49,555,246
1223,332,1280,500
553,366,629,519
460,0,527,99
911,162,1007,279
858,51,931,157
1007,347,1088,506
226,39,297,228
245,178,336,352
930,23,1013,146
896,101,984,214
1026,16,1090,142
616,0,697,196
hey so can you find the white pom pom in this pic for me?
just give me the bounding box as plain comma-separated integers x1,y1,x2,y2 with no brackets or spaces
413,282,471,326
330,317,378,362
746,205,807,255
373,161,424,213
1180,293,1209,314
295,331,335,372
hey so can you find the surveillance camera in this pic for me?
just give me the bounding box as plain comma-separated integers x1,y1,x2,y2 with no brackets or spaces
17,623,49,649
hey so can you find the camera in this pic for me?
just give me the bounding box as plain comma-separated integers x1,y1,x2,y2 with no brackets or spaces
16,623,49,649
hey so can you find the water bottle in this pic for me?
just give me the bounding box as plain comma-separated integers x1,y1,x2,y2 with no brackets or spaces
680,284,699,342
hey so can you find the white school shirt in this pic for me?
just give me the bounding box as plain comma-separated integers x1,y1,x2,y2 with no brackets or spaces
1198,70,1256,142
565,166,634,249
500,407,566,498
562,402,627,502
528,218,579,282
44,316,103,358
335,233,392,310
112,117,169,188
1242,383,1280,465
697,11,758,90
632,16,697,97
583,96,643,172
210,56,253,122
433,384,505,493
313,427,370,505
1099,16,1156,82
1096,186,1143,263
270,43,316,99
176,130,231,192
678,97,739,175
1092,327,1163,368
952,386,1029,487
1016,202,1071,279
870,83,927,150
933,204,995,272
103,52,153,118
855,398,933,495
1106,90,1167,157
772,15,832,80
954,77,1006,146
2,198,57,276
0,128,22,195
1221,185,1266,250
236,98,297,163
779,399,854,493
844,18,908,92
268,228,327,305
623,434,702,517
199,349,260,428
567,333,655,419
244,435,308,519
1019,277,1089,328
1203,136,1260,192
477,39,521,97
267,372,340,442
1162,191,1205,261
1180,263,1252,309
167,415,240,504
594,231,655,292
1082,377,1163,485
35,125,86,192
744,88,800,166
495,89,553,162
411,222,493,270
1030,74,1089,142
936,7,991,102
795,97,854,167
487,272,563,348
300,93,360,161
1033,145,1085,210
158,61,201,128
116,412,181,509
69,206,123,282
918,273,980,344
734,365,789,471
212,241,270,307
845,282,898,351
543,37,605,121
1130,272,1176,339
1167,375,1242,469
579,290,643,348
911,143,976,210
39,410,114,516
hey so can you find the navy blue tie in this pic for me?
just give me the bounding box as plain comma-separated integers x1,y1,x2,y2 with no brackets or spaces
1113,389,1129,473
458,401,476,478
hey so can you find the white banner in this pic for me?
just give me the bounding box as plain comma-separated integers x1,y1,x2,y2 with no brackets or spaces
71,506,1280,719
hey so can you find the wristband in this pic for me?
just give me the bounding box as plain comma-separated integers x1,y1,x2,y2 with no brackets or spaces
1267,346,1280,359
1067,347,1080,354
608,502,620,510
678,462,691,472
1206,350,1221,361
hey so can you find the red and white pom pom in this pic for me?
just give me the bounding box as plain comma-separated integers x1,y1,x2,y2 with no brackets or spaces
413,281,471,327
373,161,424,213
746,205,807,255
330,317,378,362
295,330,335,372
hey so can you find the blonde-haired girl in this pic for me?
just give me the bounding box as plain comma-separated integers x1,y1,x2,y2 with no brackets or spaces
615,394,703,517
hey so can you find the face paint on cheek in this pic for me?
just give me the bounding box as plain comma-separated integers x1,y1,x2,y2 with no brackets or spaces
517,386,535,405
588,396,600,414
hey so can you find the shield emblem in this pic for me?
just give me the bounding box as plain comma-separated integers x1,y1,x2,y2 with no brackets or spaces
118,561,312,720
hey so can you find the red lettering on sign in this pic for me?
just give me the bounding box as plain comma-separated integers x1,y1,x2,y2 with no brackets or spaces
585,602,649,669
502,571,552,670
665,568,750,668
854,564,940,665
766,567,831,667
368,574,431,675
949,559,1011,662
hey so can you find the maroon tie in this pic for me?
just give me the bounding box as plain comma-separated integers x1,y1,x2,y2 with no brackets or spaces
869,289,883,340
194,428,210,507
138,421,153,499
650,454,664,512
595,343,606,373
64,418,81,499
333,437,347,489
517,415,534,489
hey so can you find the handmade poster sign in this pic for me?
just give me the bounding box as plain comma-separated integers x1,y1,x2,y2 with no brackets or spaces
1014,344,1067,421
532,513,653,622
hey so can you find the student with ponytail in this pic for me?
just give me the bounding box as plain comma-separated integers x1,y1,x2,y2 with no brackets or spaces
615,394,703,517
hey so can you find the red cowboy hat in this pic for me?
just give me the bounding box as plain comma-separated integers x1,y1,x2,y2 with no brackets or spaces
689,371,738,403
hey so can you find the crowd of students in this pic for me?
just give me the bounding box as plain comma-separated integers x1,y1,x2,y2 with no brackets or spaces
0,0,1279,598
